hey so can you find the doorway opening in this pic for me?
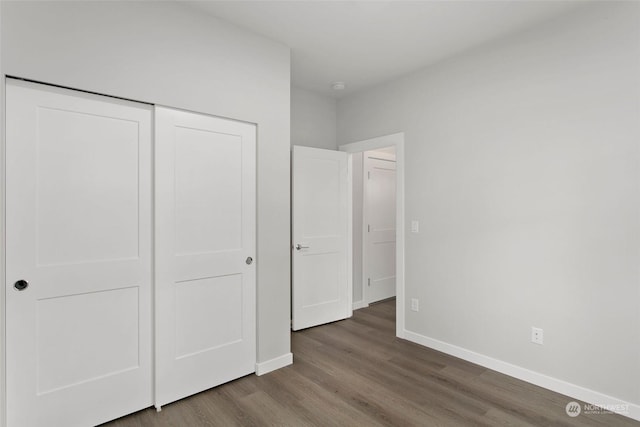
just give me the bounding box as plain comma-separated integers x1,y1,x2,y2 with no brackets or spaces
357,146,397,306
340,133,405,338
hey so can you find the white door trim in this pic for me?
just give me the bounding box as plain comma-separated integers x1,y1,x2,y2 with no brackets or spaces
339,133,406,339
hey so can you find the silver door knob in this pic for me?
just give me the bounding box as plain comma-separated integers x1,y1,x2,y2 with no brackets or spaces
14,280,29,291
295,244,310,250
246,257,253,265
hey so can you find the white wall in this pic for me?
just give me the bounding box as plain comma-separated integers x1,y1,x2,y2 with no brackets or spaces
0,0,292,394
338,1,640,407
291,86,337,149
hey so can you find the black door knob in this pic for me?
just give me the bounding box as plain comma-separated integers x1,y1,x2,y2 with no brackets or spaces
14,280,29,291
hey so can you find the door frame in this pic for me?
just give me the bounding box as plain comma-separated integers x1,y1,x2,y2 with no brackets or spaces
339,133,406,339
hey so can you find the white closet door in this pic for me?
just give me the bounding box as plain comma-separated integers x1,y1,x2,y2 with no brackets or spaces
155,107,256,407
5,79,153,427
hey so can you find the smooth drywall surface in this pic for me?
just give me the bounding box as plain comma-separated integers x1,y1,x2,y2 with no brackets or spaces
338,2,640,404
291,86,337,150
1,1,291,366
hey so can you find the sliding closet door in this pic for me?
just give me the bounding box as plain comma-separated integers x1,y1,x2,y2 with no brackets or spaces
5,79,153,427
155,107,256,407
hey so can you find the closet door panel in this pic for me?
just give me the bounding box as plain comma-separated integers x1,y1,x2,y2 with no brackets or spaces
5,79,153,427
155,107,256,407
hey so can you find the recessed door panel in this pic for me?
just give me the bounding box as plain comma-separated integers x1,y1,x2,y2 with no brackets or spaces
36,287,140,394
300,158,342,237
35,107,140,266
174,126,243,255
175,275,243,358
299,252,340,308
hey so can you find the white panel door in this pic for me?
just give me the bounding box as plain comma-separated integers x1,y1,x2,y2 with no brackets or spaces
364,153,396,304
292,146,351,331
155,107,256,407
5,79,153,427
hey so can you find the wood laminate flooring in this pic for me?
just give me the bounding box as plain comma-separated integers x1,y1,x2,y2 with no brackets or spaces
103,299,638,426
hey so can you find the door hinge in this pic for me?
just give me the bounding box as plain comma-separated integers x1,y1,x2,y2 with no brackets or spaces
367,171,371,179
368,278,371,287
367,224,370,232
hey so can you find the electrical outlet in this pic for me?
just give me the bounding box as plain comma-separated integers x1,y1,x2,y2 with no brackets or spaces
411,220,419,233
531,327,544,345
411,298,419,312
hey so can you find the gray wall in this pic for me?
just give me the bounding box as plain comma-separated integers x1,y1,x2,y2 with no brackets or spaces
1,0,291,375
291,86,337,149
338,2,640,404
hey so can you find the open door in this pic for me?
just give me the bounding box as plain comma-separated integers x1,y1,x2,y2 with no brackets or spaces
292,146,351,331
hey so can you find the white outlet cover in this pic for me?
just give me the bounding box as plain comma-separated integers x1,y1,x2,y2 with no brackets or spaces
411,220,419,233
531,327,544,345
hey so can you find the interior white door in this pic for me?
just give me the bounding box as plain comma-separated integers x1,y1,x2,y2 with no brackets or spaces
292,146,351,331
5,79,153,427
364,152,396,304
155,107,256,407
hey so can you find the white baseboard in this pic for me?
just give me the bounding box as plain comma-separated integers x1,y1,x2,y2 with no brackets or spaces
255,352,293,376
403,330,640,422
353,300,369,310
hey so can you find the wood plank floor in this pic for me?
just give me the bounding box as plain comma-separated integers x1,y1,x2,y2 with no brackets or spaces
104,299,639,426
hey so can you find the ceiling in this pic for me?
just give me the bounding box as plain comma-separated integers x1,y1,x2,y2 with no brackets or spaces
190,1,585,97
